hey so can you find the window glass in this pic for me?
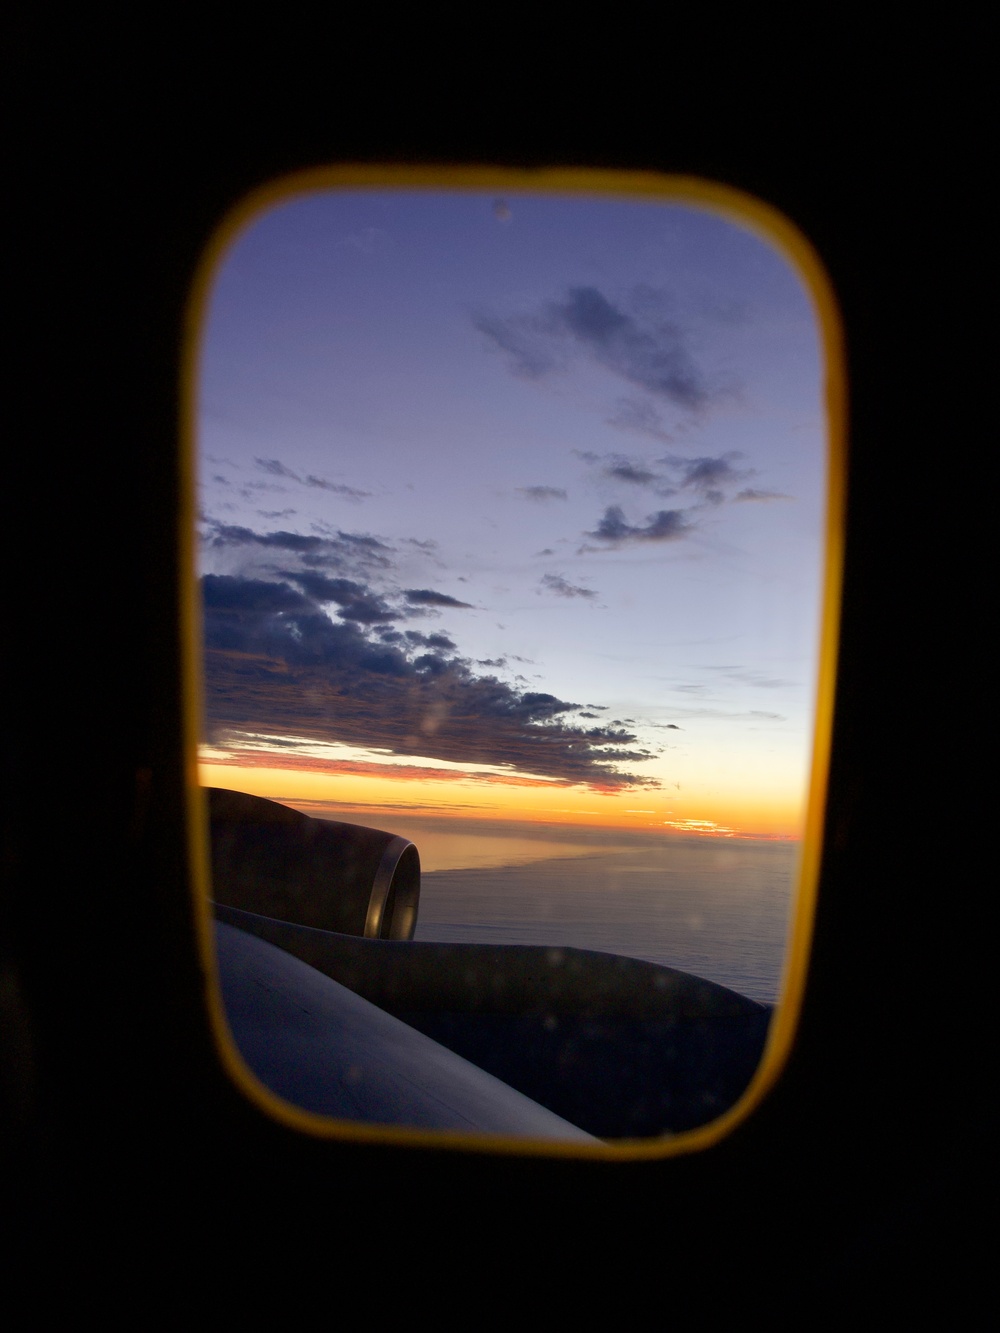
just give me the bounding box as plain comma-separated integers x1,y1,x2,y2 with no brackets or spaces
194,178,835,1147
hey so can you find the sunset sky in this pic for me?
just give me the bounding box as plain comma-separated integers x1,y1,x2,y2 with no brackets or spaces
196,186,826,840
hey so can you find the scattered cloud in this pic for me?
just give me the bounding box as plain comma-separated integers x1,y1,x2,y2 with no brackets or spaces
577,448,750,498
403,630,457,650
568,449,767,546
552,287,708,408
475,285,711,411
304,476,371,500
472,310,565,380
734,488,792,503
539,573,598,600
606,396,674,442
255,458,298,480
725,669,793,689
517,486,568,502
652,704,787,722
699,664,794,692
668,454,747,497
661,818,737,838
584,505,693,547
254,457,370,501
203,521,393,572
604,460,659,486
403,588,474,609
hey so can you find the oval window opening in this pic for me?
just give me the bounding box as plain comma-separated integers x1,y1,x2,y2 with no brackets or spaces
188,170,843,1154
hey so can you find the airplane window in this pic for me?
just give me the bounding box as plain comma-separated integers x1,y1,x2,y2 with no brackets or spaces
189,171,842,1151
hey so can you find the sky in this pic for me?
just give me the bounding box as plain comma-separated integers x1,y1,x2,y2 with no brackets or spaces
196,188,826,839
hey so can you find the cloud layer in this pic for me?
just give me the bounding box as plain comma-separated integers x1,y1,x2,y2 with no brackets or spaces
200,532,658,789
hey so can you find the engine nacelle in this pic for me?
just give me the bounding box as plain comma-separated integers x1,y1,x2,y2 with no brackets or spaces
206,787,420,940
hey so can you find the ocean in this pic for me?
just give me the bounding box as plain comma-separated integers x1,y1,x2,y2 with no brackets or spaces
378,819,800,1007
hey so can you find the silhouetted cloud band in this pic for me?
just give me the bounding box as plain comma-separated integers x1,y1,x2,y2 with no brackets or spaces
202,573,657,790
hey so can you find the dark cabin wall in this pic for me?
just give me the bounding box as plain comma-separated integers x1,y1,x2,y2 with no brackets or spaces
6,24,985,1314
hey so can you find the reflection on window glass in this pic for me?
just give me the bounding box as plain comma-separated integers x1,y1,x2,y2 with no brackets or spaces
197,185,827,1142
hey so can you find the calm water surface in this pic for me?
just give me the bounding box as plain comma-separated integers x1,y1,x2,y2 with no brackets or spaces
354,816,798,1006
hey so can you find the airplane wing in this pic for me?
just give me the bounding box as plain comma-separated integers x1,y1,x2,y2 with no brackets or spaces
208,789,771,1139
216,919,597,1139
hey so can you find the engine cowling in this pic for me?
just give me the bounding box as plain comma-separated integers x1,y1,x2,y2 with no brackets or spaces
207,787,420,940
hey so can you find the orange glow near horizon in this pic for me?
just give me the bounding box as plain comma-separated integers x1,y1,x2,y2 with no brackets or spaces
198,748,803,840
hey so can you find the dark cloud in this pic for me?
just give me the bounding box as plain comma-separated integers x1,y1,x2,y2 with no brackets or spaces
281,571,396,625
201,574,657,790
572,451,760,539
585,505,692,546
476,286,709,411
604,461,658,486
304,476,371,500
210,528,477,628
553,287,707,408
202,523,428,630
539,573,598,600
404,630,457,650
204,522,392,570
517,486,568,502
669,454,746,494
403,588,474,608
255,458,298,479
254,457,370,501
202,575,310,621
239,482,285,498
337,531,391,553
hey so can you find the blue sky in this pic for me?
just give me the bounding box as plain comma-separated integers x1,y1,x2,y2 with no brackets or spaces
196,187,826,836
